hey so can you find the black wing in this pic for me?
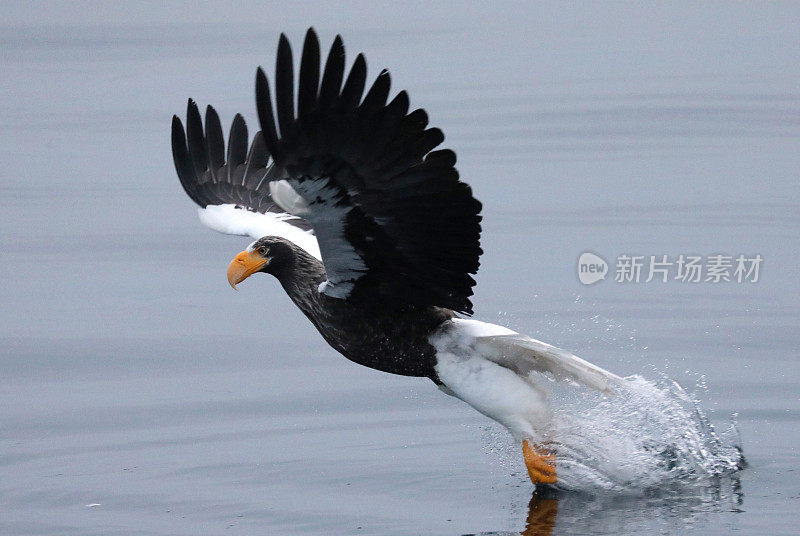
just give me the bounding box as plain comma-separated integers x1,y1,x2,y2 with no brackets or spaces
256,28,482,314
171,99,313,234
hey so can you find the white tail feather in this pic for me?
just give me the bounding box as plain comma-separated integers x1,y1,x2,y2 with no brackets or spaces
436,318,624,395
474,334,624,396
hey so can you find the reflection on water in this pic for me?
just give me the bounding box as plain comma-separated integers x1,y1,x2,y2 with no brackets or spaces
520,490,559,536
469,475,744,536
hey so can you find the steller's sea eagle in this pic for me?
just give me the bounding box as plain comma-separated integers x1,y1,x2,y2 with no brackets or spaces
171,28,623,485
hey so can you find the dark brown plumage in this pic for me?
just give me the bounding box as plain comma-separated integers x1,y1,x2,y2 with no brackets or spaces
253,236,454,379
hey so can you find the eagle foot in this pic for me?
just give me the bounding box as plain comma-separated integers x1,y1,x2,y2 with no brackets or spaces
523,440,557,485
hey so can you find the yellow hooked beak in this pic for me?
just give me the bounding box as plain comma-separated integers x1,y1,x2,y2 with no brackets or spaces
227,249,269,290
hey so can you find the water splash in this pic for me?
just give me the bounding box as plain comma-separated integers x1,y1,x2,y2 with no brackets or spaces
483,374,744,494
549,374,743,493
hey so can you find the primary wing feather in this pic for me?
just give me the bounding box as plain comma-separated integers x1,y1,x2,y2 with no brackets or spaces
255,28,482,314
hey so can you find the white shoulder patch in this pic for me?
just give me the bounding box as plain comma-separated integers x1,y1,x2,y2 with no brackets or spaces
197,204,321,260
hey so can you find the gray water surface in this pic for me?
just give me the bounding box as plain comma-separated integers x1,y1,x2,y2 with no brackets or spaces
1,2,799,535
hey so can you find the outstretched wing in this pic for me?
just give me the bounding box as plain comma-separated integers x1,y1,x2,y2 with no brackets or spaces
256,29,482,314
171,99,321,259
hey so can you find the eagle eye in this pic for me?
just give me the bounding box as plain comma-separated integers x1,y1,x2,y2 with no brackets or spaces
257,246,269,257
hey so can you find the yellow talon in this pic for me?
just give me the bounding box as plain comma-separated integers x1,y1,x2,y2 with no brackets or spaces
523,440,557,485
